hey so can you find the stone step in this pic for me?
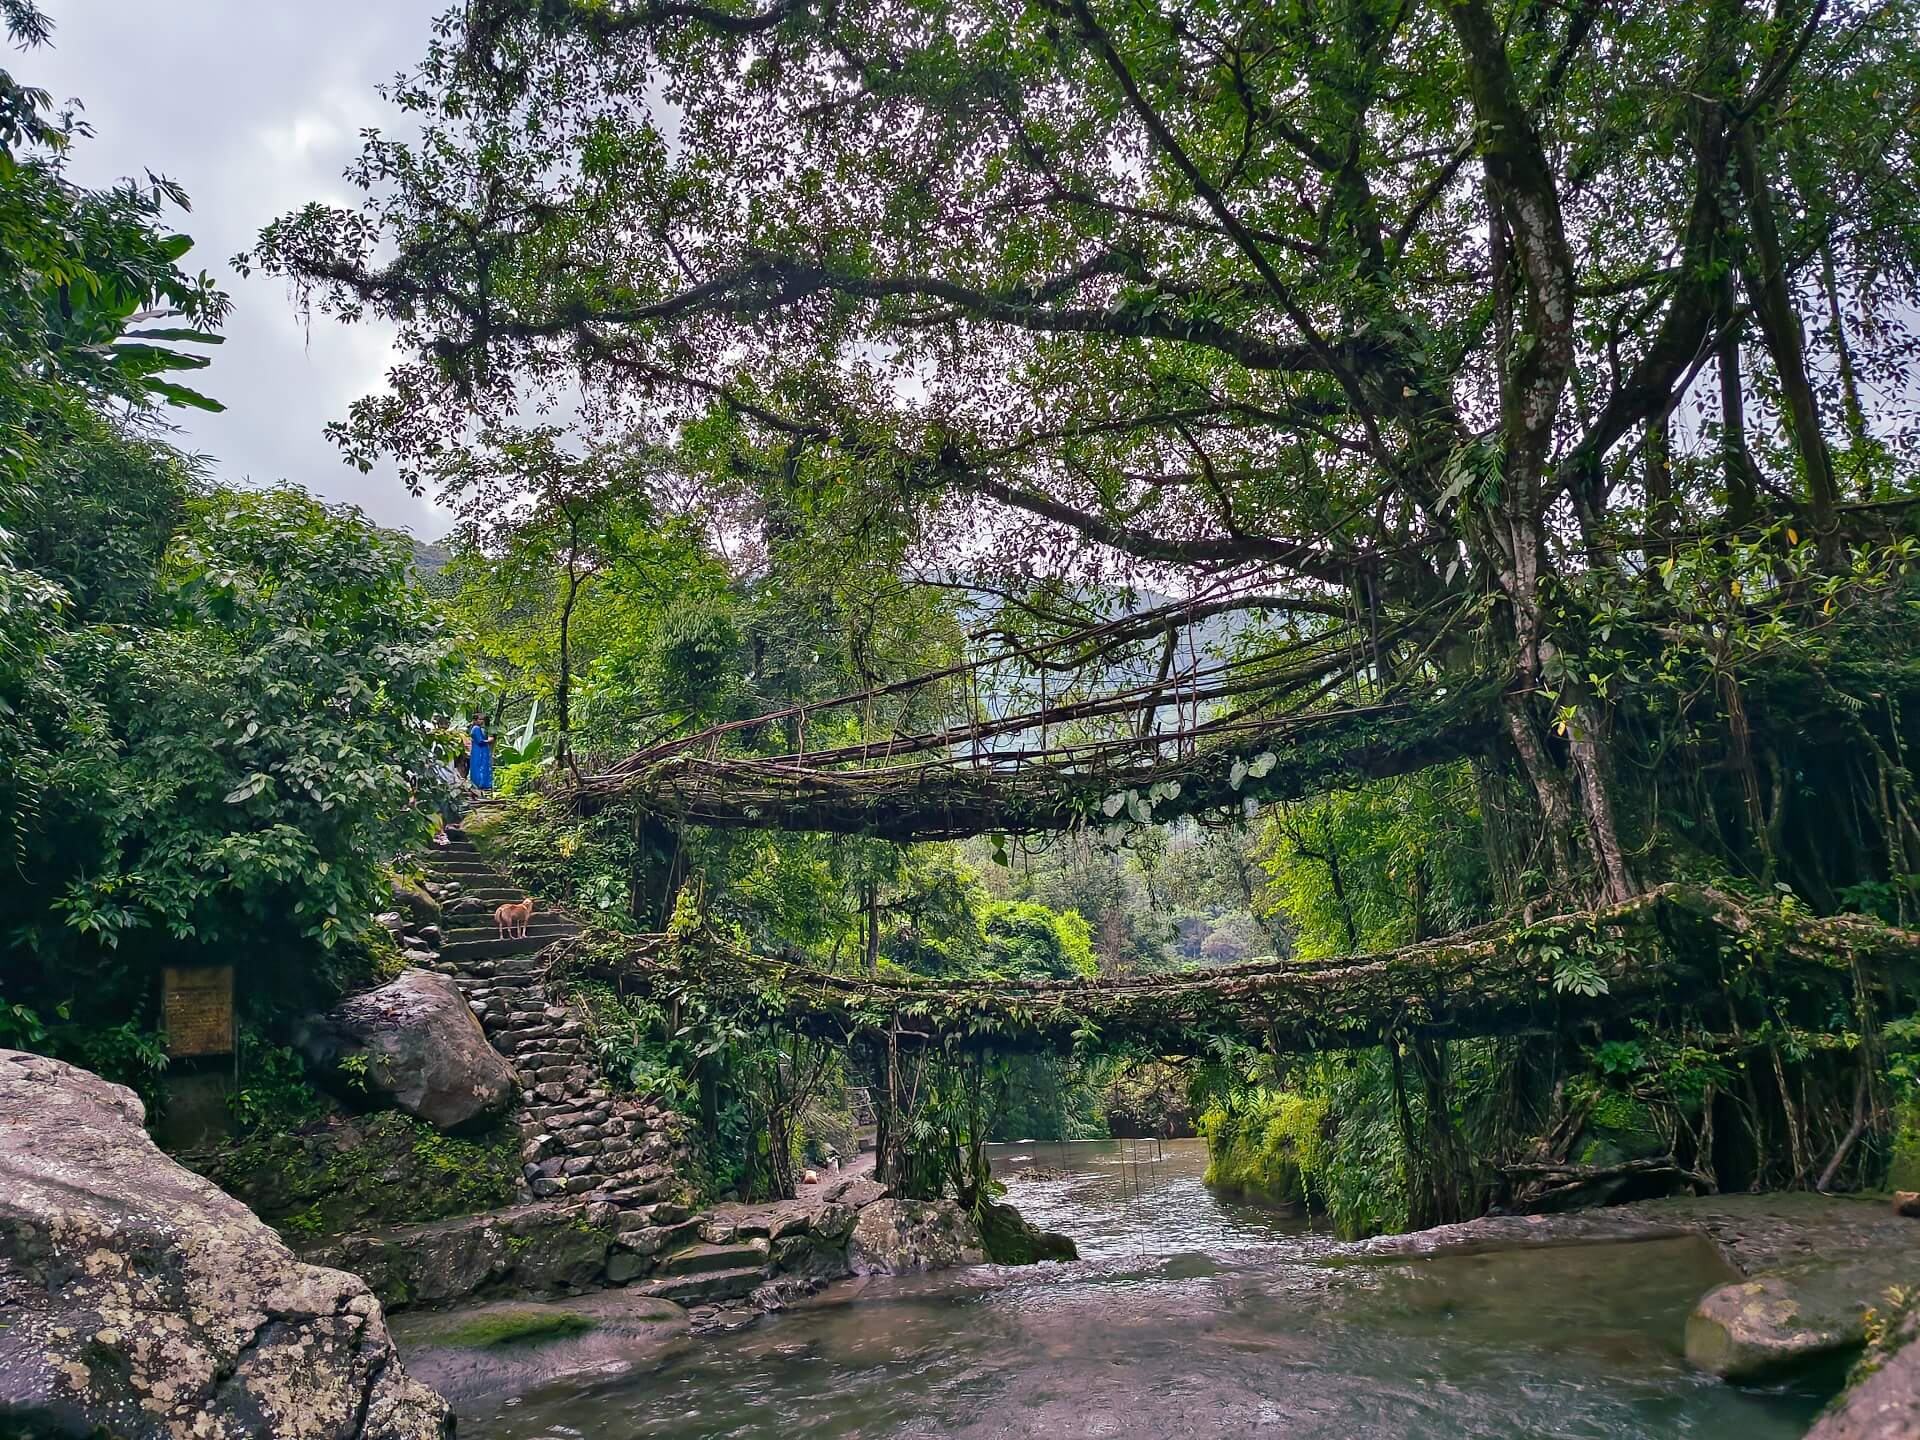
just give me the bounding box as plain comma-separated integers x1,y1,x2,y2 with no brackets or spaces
442,935,567,961
635,1265,768,1306
445,920,576,939
448,936,575,954
660,1240,771,1278
494,958,571,978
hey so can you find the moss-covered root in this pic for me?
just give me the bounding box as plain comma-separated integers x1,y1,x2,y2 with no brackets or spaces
979,1201,1078,1265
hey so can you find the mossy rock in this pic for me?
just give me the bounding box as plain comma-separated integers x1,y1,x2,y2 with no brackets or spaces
391,881,442,929
979,1200,1078,1265
437,1307,596,1349
194,1109,522,1237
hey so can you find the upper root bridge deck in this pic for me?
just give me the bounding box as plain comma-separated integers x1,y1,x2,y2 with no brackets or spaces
572,685,1500,841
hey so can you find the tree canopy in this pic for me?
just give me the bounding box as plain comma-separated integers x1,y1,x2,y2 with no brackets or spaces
255,0,1920,919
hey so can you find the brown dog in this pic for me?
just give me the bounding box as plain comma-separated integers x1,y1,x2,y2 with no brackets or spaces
494,897,535,939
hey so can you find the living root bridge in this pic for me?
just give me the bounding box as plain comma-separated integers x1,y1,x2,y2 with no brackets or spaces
580,886,1920,1055
572,685,1500,841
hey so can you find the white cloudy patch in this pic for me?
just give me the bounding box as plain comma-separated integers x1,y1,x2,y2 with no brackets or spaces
30,0,449,535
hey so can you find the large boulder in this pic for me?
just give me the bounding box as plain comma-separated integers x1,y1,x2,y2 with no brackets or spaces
0,1050,451,1440
846,1198,986,1275
300,967,514,1132
390,880,442,930
1685,1257,1904,1380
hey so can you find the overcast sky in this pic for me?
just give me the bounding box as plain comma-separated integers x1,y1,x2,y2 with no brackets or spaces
29,1,453,536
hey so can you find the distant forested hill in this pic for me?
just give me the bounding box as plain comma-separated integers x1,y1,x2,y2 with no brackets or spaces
401,533,457,596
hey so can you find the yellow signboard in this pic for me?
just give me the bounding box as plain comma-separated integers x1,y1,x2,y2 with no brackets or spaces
161,965,235,1058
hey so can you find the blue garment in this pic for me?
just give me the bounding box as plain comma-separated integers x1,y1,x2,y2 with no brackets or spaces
469,724,494,789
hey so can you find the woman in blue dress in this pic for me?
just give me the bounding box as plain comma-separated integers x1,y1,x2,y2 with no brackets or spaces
468,713,494,790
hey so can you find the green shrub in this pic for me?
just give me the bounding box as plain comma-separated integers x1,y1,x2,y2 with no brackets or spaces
1200,1088,1325,1208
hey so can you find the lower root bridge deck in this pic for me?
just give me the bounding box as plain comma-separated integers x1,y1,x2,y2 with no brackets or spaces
563,885,1920,1056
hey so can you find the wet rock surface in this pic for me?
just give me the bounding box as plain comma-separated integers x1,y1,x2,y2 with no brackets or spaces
1686,1257,1907,1380
391,1291,690,1412
1348,1190,1920,1385
300,967,515,1132
0,1049,451,1440
307,1201,621,1308
1807,1305,1920,1439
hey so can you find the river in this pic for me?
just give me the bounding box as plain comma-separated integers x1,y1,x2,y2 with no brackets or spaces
456,1138,1835,1438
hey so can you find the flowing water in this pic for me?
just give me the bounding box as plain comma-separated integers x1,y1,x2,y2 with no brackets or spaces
454,1139,1835,1439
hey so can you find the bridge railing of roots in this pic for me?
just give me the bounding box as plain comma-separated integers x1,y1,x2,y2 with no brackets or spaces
557,885,1920,1062
571,574,1502,840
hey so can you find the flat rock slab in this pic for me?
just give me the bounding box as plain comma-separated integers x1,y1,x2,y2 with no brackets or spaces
1345,1192,1916,1271
392,1292,688,1413
707,1152,883,1233
1343,1207,1693,1261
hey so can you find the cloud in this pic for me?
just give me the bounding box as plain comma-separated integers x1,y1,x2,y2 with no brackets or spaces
31,0,452,535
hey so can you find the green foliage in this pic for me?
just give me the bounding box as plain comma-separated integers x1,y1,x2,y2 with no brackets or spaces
989,1053,1110,1142
1198,1089,1322,1210
5,479,459,1039
979,901,1096,980
1101,1060,1196,1138
1890,1098,1920,1193
0,8,225,492
1197,1050,1411,1239
0,37,456,1063
649,600,741,725
64,1018,170,1107
570,980,699,1111
1260,767,1491,959
228,1034,329,1135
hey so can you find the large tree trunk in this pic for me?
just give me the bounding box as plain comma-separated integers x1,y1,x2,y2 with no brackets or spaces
1734,126,1839,549
1718,322,1763,527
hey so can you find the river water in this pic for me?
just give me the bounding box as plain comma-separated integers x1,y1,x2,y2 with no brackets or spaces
459,1138,1834,1439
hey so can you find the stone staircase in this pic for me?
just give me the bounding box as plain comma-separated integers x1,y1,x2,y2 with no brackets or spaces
336,828,871,1328
419,830,691,1212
